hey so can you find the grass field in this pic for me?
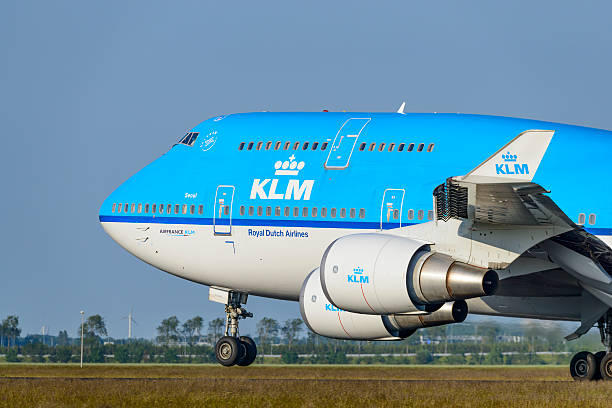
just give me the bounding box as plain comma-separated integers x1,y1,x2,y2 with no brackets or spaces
0,364,610,407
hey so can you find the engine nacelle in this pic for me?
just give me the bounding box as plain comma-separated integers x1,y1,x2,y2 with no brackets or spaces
320,234,498,314
300,270,468,340
300,269,412,340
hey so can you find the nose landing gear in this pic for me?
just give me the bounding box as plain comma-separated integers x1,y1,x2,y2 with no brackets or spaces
570,310,612,381
209,288,258,367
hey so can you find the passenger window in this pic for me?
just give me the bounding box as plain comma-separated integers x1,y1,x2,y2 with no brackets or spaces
275,206,281,216
167,204,172,213
239,142,245,151
256,142,263,150
240,206,245,216
407,143,414,152
398,143,405,152
130,204,135,213
350,208,356,218
359,143,366,151
418,209,424,220
182,204,187,214
266,206,272,216
417,143,424,152
312,207,318,217
112,203,116,213
284,141,290,150
359,208,365,218
408,209,414,220
293,142,300,150
293,207,299,217
331,208,337,218
578,213,585,225
427,143,435,152
340,208,346,218
275,141,281,150
257,206,263,216
145,204,149,213
224,206,229,215
190,205,195,215
175,204,180,214
265,141,272,150
369,143,375,151
312,142,319,150
137,203,142,213
152,204,157,213
378,143,386,152
248,206,254,216
588,214,596,225
302,142,309,150
321,142,328,151
393,209,399,219
428,210,434,220
321,207,327,218
247,142,254,150
198,205,203,215
303,207,308,217
388,143,395,152
284,207,290,217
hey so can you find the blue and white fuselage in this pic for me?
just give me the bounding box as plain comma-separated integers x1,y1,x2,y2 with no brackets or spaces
99,112,612,324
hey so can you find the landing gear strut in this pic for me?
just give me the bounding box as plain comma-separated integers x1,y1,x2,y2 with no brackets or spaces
570,310,612,381
210,288,258,367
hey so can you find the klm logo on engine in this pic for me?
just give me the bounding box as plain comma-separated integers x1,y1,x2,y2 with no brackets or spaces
495,152,529,175
250,155,315,200
348,266,369,284
324,304,344,312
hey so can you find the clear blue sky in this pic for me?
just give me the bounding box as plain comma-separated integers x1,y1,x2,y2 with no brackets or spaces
2,1,611,339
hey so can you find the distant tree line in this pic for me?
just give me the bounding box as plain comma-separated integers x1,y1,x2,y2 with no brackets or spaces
0,314,603,365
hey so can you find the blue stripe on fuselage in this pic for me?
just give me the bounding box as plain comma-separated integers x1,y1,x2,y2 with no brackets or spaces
99,214,411,230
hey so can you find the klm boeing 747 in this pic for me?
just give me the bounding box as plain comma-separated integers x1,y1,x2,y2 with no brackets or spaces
99,110,612,381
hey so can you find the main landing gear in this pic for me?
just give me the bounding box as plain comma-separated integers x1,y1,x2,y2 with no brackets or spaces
570,310,612,381
210,288,258,367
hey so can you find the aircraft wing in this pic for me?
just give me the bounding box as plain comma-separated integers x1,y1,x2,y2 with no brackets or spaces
433,129,574,229
426,129,612,340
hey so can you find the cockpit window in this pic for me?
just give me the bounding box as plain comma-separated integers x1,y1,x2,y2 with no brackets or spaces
178,132,199,146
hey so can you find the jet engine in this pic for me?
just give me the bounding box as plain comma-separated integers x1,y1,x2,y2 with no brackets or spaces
300,269,468,340
320,234,498,315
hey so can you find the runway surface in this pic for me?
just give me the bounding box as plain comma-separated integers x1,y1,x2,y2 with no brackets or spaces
1,365,609,407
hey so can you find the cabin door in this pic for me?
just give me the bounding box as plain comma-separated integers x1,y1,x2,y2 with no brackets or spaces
380,189,404,230
325,118,370,169
214,185,235,235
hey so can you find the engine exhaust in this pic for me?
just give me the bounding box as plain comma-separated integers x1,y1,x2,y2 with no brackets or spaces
410,252,498,304
384,300,468,335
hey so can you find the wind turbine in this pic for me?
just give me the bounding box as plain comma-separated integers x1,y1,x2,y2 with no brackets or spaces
122,307,138,341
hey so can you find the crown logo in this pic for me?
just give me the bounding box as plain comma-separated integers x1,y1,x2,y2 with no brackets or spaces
274,155,305,176
352,266,364,275
502,152,517,162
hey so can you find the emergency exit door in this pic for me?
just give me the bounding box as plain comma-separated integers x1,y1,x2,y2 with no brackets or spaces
214,185,234,235
325,118,371,169
380,189,405,230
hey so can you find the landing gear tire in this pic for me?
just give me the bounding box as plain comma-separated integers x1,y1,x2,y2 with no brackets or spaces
570,351,598,381
215,336,244,367
237,336,257,366
594,351,606,380
600,353,612,381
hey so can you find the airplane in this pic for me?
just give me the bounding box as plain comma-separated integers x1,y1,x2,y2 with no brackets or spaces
99,108,612,381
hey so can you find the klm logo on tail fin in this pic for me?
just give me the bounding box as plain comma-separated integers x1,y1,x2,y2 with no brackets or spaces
495,152,529,175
